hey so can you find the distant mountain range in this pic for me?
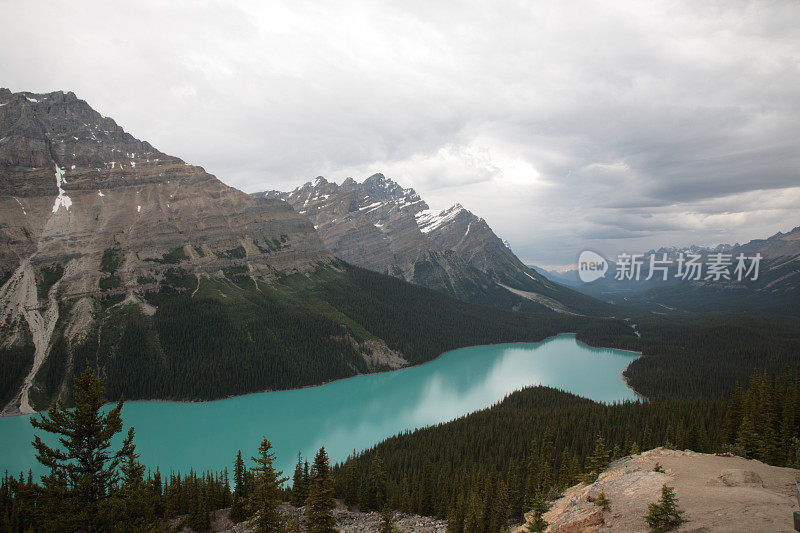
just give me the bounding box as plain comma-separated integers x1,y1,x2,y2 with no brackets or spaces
535,228,800,316
0,89,605,415
257,175,610,315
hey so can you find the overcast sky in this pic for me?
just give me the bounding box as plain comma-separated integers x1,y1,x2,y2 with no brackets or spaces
3,0,799,266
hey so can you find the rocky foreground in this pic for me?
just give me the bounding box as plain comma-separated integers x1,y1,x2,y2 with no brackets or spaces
174,502,447,532
519,447,800,532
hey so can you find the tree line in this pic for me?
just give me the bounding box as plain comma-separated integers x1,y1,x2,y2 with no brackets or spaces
0,369,340,533
4,335,800,531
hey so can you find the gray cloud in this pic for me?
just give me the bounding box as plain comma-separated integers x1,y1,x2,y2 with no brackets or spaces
2,0,799,265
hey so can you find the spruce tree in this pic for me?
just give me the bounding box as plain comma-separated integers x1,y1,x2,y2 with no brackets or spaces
493,480,510,531
526,498,549,532
367,454,388,511
291,452,308,506
111,431,159,531
735,413,760,458
230,450,248,522
30,367,136,532
645,484,684,532
378,505,399,533
583,434,610,482
248,437,288,533
306,447,337,533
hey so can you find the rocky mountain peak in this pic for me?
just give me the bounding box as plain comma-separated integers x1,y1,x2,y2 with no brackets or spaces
0,87,329,322
263,174,607,315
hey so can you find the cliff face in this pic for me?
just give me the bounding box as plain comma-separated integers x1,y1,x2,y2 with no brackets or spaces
0,89,328,293
260,174,611,315
0,89,334,414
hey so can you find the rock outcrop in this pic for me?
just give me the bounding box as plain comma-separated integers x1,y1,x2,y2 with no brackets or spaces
173,502,447,532
519,447,800,532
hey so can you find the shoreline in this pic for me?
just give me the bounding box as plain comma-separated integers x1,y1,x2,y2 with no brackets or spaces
3,332,644,417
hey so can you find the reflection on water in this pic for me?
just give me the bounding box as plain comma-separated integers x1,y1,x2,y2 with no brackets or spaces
0,334,638,477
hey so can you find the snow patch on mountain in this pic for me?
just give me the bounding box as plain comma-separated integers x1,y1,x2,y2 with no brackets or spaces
415,204,464,234
13,197,26,216
51,165,72,213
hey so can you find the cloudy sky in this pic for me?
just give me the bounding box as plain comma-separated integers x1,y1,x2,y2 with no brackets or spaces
3,0,799,266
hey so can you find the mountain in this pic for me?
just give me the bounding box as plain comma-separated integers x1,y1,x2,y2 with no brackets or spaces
0,89,599,415
558,228,800,315
0,88,331,414
638,227,800,315
258,175,610,315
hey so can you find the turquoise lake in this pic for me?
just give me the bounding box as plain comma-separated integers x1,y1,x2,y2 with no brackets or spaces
0,334,639,478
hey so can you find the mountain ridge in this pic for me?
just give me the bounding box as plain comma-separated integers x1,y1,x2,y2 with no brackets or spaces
257,174,611,316
0,89,608,415
536,226,800,315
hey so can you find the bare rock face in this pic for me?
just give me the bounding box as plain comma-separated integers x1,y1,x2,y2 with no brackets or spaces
517,448,800,532
258,174,606,314
0,89,331,414
0,89,328,291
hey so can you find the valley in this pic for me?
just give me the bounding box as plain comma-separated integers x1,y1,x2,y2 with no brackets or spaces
0,89,615,416
1,88,799,533
0,334,638,481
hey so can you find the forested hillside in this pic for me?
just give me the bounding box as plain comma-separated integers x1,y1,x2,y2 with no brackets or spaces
577,312,800,400
331,368,800,530
22,262,610,408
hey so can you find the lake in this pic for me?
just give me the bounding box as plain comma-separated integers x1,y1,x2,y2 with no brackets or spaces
0,334,639,478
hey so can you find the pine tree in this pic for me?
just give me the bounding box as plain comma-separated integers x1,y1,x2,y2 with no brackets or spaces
378,505,399,533
306,447,337,533
230,450,248,523
30,367,136,532
248,437,289,533
583,434,610,483
493,480,510,531
446,495,465,533
111,431,159,531
645,484,684,532
612,444,622,461
735,413,760,458
725,384,745,443
642,424,653,450
291,452,308,506
339,459,358,506
526,498,549,532
287,512,302,532
366,455,388,511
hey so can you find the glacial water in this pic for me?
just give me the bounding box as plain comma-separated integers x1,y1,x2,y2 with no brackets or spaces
0,334,638,478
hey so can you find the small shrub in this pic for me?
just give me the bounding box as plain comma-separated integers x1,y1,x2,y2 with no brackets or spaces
595,491,610,510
